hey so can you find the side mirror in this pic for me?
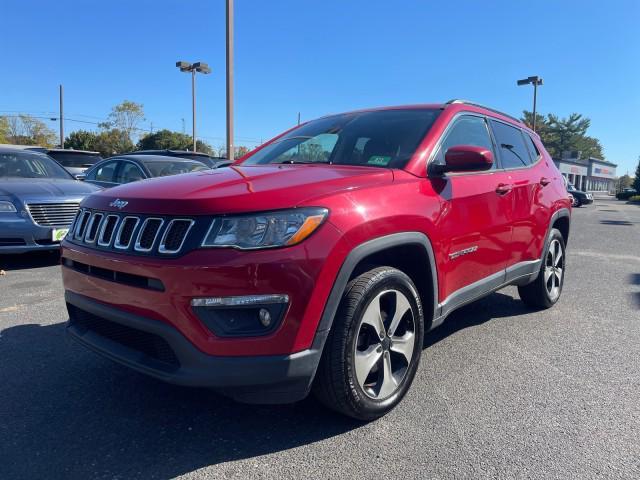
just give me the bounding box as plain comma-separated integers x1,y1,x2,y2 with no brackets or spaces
432,145,494,174
74,173,86,181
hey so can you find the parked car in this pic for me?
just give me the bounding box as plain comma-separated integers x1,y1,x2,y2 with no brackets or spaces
83,154,210,188
61,100,571,420
40,149,103,179
616,188,637,200
129,150,231,169
566,183,593,207
0,147,100,254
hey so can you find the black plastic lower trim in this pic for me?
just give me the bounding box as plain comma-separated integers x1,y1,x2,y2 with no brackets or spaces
65,290,325,404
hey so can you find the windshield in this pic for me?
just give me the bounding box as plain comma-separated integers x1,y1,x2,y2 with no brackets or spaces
142,160,209,177
0,151,73,179
242,109,441,169
47,151,102,168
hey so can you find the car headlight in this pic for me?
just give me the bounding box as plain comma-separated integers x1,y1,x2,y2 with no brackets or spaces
0,201,17,213
202,208,328,249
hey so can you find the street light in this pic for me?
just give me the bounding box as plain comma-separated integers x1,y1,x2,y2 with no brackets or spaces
516,75,543,132
176,61,211,152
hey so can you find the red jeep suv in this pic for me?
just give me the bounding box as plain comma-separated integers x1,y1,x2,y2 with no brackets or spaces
61,100,571,420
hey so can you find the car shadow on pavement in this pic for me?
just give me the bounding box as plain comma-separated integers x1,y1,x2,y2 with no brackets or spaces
630,274,640,309
0,251,60,271
0,321,361,479
424,291,530,348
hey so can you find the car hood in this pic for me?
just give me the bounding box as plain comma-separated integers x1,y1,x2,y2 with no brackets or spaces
0,177,100,204
83,164,394,215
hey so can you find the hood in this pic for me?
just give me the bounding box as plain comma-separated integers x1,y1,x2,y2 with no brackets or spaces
84,164,393,215
0,177,100,204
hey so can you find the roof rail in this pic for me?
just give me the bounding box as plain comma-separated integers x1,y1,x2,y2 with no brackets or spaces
445,99,522,124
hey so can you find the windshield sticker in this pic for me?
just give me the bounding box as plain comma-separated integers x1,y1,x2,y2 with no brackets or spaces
367,155,392,166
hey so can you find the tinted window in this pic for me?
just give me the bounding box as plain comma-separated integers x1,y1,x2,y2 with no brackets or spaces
47,152,102,168
490,120,532,168
90,161,119,182
0,152,72,179
117,162,145,183
523,133,540,161
243,109,441,169
432,115,496,170
142,160,208,177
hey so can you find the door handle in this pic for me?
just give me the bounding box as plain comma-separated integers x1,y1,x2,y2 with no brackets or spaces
495,183,513,195
540,177,551,186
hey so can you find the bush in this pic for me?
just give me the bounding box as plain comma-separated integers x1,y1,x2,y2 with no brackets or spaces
617,190,637,200
629,195,640,203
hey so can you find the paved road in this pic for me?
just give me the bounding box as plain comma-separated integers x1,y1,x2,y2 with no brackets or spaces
1,196,639,479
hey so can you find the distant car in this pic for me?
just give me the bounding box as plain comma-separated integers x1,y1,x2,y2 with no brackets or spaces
129,150,231,169
0,147,100,254
83,154,210,188
566,183,593,207
617,188,637,200
40,149,103,179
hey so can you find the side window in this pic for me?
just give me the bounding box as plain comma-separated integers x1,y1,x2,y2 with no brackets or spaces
117,162,145,183
433,115,496,170
490,120,532,169
524,133,541,162
92,161,119,182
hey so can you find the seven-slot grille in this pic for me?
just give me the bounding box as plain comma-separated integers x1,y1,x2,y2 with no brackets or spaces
71,208,195,255
27,202,80,227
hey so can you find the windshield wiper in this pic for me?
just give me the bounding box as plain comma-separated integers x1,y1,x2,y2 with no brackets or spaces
277,159,332,165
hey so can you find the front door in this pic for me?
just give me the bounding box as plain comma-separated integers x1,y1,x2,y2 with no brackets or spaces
430,114,513,308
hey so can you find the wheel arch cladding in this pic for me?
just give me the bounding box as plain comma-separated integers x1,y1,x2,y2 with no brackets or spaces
315,232,438,339
552,210,571,246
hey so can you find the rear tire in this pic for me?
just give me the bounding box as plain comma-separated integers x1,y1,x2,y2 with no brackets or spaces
313,267,424,421
518,228,566,309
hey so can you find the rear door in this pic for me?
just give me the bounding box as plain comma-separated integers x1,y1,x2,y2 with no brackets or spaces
430,114,513,307
489,120,548,273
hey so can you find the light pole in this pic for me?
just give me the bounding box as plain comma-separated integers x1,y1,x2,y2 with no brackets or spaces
59,84,64,148
226,0,234,161
176,61,211,151
517,76,543,132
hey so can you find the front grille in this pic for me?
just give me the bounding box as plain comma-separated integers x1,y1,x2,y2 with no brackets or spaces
68,304,179,369
159,219,194,253
68,208,195,255
135,218,163,252
62,257,165,291
28,203,80,227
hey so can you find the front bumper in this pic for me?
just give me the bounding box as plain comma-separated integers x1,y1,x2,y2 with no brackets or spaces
0,217,64,253
66,290,327,403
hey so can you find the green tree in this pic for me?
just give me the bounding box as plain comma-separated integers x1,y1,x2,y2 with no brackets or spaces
616,174,633,192
92,129,134,157
0,116,9,143
64,130,99,151
2,114,57,147
136,129,214,154
633,156,640,193
100,100,145,142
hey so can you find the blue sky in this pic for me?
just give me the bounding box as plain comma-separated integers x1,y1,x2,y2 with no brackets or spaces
3,0,639,173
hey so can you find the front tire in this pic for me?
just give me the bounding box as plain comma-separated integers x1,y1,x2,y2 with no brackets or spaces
518,228,566,309
313,267,424,421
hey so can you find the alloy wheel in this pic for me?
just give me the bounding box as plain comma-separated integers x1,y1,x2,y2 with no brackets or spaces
544,238,564,301
354,289,415,400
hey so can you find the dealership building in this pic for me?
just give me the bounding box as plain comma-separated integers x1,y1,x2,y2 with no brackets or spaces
553,154,617,192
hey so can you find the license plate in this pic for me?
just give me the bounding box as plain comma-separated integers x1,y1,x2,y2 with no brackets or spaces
52,228,69,242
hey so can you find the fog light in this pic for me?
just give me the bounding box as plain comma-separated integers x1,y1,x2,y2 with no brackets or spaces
258,308,272,327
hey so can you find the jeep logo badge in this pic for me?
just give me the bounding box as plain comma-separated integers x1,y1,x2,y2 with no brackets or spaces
109,199,128,210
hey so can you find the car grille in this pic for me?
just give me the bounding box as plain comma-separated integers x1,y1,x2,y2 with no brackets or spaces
70,208,196,255
27,202,80,227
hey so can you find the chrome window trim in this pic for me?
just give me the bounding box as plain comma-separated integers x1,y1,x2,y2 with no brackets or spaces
158,219,195,254
97,214,120,247
134,217,164,252
114,216,140,250
84,212,104,244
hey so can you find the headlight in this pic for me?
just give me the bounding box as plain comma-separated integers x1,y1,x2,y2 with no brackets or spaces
0,201,17,213
202,208,328,249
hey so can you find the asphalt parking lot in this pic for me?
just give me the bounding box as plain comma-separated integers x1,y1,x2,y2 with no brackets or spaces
1,195,639,479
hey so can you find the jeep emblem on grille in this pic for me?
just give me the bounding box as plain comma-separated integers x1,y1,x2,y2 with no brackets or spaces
109,199,128,210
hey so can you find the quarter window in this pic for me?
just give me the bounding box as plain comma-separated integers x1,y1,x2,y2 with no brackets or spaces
490,120,532,168
432,115,496,170
117,162,145,183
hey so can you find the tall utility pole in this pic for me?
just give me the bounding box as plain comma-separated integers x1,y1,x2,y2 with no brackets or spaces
226,0,234,161
516,75,543,132
297,112,301,125
176,61,211,152
59,84,64,148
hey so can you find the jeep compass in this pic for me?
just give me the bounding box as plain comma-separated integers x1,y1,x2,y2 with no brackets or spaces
61,100,571,420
